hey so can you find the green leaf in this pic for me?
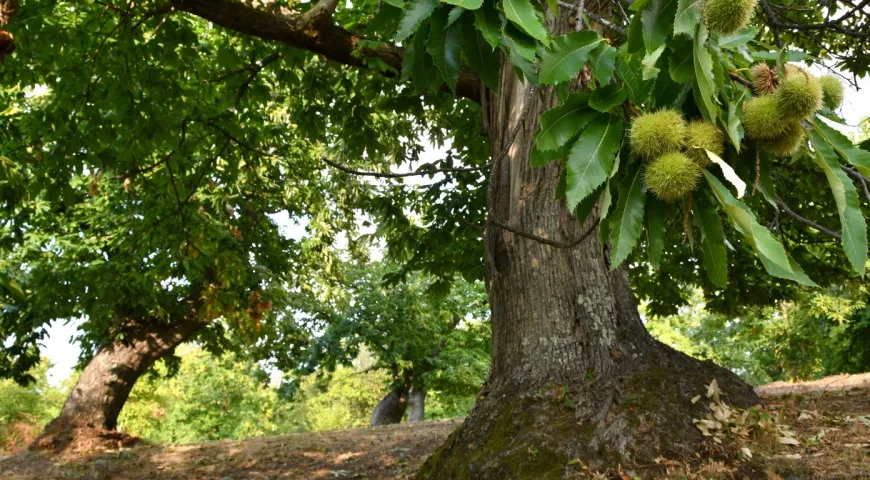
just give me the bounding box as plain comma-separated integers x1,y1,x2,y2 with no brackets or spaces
642,0,679,53
532,141,571,168
463,16,501,91
442,0,483,9
645,196,667,269
617,53,653,103
609,163,646,268
627,13,645,54
504,37,540,84
503,0,549,43
447,6,465,26
752,50,808,62
408,21,433,93
726,98,743,153
704,171,816,286
756,153,777,207
693,23,718,121
539,31,603,84
474,2,503,49
673,0,702,37
576,185,603,223
642,44,666,81
694,193,728,287
566,115,623,210
813,121,870,178
534,93,595,151
503,24,537,60
427,9,463,91
589,84,628,112
668,37,694,83
588,43,618,85
396,0,439,42
809,129,867,275
717,27,759,49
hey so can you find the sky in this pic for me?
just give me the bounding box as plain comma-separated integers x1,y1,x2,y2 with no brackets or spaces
38,70,870,387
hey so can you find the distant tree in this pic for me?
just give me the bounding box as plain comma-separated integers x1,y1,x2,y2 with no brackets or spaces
300,264,490,426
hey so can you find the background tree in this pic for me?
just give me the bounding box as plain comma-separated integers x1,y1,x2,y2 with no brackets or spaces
299,263,490,426
2,0,869,476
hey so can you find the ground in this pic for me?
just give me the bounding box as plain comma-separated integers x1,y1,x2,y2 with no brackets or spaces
1,375,868,479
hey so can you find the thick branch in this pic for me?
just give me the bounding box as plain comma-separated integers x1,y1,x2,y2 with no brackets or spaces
170,0,480,101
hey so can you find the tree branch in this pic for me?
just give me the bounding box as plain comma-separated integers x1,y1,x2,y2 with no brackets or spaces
321,156,486,179
491,217,600,249
775,196,841,241
170,0,481,101
301,0,340,27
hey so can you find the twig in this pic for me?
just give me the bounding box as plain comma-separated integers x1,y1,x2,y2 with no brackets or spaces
556,0,627,36
775,196,841,241
729,71,753,89
232,51,281,111
492,217,600,249
322,156,486,178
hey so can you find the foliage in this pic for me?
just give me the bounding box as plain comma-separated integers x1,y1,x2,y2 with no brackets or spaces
647,286,870,385
299,263,491,398
0,359,66,452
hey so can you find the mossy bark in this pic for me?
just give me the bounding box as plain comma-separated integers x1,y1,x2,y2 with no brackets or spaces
416,8,759,479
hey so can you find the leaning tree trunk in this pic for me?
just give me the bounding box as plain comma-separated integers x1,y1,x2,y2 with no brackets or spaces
370,388,409,426
32,318,203,451
417,14,758,480
408,389,425,423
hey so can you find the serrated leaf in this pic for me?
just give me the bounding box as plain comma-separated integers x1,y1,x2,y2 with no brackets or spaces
396,0,439,42
646,196,666,269
814,121,870,178
576,185,603,222
642,0,679,53
503,0,549,43
589,84,628,112
809,129,867,275
706,150,746,198
726,99,743,153
693,23,718,121
539,31,603,84
617,53,653,103
642,44,666,81
447,5,464,26
532,141,572,168
534,93,595,151
609,163,646,268
668,37,694,83
756,153,777,207
695,193,728,287
673,0,702,37
504,37,540,85
566,115,623,210
441,0,482,9
704,171,816,286
752,50,808,62
717,27,759,49
588,43,618,85
462,15,501,91
474,2,503,49
427,9,463,91
627,13,645,54
503,23,537,60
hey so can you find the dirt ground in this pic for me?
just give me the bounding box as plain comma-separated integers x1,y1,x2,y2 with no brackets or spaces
1,376,867,480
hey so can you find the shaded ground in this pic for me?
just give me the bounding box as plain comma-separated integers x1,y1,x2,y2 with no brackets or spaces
1,374,868,479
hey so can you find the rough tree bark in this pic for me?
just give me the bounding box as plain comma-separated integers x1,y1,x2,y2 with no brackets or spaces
130,1,758,475
415,13,759,480
32,317,203,451
370,388,409,426
408,389,426,423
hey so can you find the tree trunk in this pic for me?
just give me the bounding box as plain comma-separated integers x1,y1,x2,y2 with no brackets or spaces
416,14,759,480
370,388,409,426
408,389,425,423
32,318,203,451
